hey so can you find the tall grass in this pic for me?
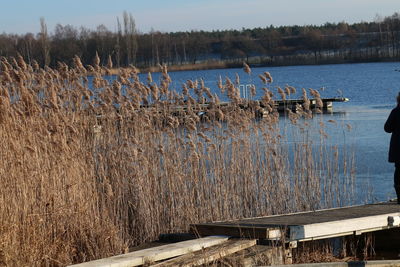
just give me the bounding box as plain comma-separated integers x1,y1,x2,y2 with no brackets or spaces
0,56,355,266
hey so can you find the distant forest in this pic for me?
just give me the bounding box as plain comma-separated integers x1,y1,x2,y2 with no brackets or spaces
1,11,400,69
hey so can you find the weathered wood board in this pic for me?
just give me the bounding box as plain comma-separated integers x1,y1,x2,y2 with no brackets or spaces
192,202,400,241
153,239,256,267
68,235,229,267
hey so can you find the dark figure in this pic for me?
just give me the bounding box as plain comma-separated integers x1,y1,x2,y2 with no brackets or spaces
384,93,400,203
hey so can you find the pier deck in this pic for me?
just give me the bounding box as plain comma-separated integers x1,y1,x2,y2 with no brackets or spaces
71,202,400,266
273,97,348,111
147,97,349,112
191,202,400,242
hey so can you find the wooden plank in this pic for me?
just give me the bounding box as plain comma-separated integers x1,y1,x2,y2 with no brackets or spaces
67,236,229,267
153,239,257,267
193,202,400,228
227,245,286,266
191,224,281,239
289,212,400,240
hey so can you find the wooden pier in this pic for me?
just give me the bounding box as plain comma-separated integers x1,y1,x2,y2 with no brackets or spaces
191,202,400,242
273,97,349,112
165,97,349,117
70,202,400,266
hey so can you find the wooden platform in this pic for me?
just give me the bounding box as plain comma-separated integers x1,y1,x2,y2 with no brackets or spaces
145,97,349,115
273,97,348,111
191,202,400,242
69,236,230,267
69,202,400,266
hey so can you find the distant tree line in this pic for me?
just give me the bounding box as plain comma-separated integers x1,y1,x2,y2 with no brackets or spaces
1,12,400,68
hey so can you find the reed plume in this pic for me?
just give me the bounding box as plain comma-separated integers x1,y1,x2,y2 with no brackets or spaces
243,62,251,74
264,71,273,83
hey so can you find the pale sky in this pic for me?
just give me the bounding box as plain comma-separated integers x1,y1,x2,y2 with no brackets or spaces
1,0,400,34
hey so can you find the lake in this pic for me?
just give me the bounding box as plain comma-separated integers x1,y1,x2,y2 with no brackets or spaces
140,62,400,203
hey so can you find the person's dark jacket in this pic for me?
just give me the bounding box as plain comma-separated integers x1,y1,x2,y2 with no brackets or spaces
385,105,400,162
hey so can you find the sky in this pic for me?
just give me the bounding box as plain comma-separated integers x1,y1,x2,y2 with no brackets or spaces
1,0,400,35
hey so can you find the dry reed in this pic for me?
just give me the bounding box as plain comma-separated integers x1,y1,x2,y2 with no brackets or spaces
0,55,356,266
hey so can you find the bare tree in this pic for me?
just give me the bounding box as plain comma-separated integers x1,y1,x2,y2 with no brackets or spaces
39,17,50,67
115,18,122,67
122,11,138,66
129,13,138,64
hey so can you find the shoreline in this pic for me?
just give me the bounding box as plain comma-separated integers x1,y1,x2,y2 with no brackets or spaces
106,57,400,74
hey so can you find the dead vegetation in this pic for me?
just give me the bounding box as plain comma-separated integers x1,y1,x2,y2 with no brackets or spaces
0,56,355,266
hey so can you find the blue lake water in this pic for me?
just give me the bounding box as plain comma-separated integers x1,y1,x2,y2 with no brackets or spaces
142,62,400,203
